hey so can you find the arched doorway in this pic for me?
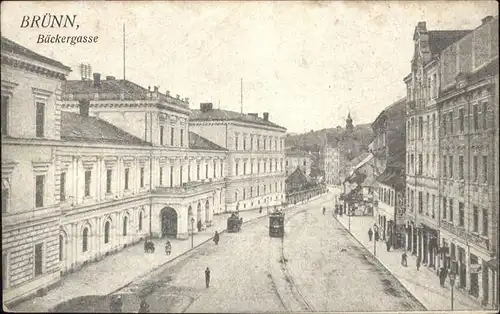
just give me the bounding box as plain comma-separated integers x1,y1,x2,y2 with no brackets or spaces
160,207,177,238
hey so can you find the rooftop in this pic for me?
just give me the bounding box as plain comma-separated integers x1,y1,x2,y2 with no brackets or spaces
188,131,227,151
1,36,71,71
190,108,286,130
428,30,472,56
62,79,189,108
285,149,311,157
61,111,151,146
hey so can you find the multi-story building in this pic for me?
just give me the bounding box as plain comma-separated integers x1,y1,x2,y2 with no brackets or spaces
320,145,341,185
404,16,498,308
404,20,469,271
371,97,406,249
60,76,228,243
189,105,287,212
2,37,232,306
2,37,72,304
285,149,312,177
437,15,498,308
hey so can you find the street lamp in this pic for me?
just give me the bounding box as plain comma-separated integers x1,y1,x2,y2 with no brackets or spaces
449,272,456,311
190,217,195,249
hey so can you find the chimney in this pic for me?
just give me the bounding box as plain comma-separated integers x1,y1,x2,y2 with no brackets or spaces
79,100,90,117
92,73,101,87
200,102,213,112
417,21,427,32
154,86,159,92
185,97,190,104
106,76,115,80
263,112,269,121
176,94,180,99
482,16,493,25
166,90,170,96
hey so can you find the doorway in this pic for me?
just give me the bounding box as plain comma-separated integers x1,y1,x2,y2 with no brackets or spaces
160,207,177,238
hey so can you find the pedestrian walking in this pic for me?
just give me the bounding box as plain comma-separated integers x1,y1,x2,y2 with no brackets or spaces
416,255,421,271
138,298,150,313
259,206,262,214
386,240,391,252
205,267,211,288
368,228,373,241
213,231,219,245
197,220,202,232
439,267,446,287
374,230,379,242
401,252,408,267
322,206,326,215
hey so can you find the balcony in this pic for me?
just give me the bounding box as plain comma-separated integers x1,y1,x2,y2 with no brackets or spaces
441,220,490,249
152,179,223,196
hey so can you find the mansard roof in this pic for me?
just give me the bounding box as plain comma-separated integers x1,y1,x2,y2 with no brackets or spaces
428,30,472,56
1,36,71,71
188,131,227,151
190,109,286,131
61,111,151,146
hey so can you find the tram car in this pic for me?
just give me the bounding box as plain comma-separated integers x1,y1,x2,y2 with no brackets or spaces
269,212,285,237
227,213,243,233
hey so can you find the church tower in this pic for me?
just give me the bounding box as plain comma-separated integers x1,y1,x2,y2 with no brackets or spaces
346,111,354,132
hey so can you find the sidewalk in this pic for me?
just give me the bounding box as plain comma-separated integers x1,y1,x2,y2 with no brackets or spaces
334,214,483,311
10,208,268,313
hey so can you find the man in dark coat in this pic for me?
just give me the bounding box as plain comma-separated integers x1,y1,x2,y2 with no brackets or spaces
213,231,219,245
368,228,373,241
386,240,391,252
197,220,202,232
401,252,408,266
439,267,447,287
374,230,380,242
205,267,211,288
416,255,422,271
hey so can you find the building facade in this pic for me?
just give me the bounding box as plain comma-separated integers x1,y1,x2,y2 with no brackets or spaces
285,149,312,177
371,97,406,249
2,37,72,304
320,145,341,185
404,16,498,308
189,105,287,212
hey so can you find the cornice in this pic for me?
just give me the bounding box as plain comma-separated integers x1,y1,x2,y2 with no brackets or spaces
1,160,19,178
1,55,67,80
1,80,19,94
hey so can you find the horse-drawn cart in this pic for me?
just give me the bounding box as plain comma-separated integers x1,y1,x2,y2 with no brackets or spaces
227,213,243,232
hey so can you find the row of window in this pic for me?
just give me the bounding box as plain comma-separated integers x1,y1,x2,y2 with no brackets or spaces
235,159,283,176
406,188,488,236
1,95,46,138
234,134,284,152
407,102,490,142
377,186,395,207
442,154,488,183
158,161,224,187
235,181,284,201
408,153,437,177
159,126,186,147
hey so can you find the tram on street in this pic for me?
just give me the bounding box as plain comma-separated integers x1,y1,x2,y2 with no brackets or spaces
227,213,243,232
269,212,285,237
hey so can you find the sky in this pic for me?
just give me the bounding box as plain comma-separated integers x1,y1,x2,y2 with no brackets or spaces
1,1,497,133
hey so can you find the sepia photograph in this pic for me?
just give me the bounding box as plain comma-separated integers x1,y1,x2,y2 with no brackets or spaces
1,1,498,313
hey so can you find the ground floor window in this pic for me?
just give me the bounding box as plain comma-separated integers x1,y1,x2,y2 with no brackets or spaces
34,243,43,277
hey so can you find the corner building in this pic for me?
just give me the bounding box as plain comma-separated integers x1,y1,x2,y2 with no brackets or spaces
2,37,71,304
190,104,287,212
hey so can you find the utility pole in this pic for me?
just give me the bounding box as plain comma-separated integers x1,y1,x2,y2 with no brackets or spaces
240,78,243,114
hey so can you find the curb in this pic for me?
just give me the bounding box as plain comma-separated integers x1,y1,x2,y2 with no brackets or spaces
332,215,428,311
105,193,328,297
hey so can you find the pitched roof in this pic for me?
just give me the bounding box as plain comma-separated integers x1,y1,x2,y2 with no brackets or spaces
376,168,405,190
63,79,189,107
188,132,227,151
428,30,472,56
190,109,286,130
61,111,151,146
1,36,71,71
286,167,310,185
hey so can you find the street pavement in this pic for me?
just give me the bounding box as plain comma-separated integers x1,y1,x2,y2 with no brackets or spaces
329,187,484,311
10,207,270,313
49,191,424,313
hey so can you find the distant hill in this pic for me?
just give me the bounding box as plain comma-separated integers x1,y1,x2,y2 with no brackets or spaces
285,123,374,157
